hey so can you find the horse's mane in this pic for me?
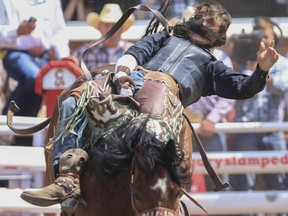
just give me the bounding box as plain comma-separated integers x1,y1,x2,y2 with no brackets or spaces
89,117,191,186
133,138,191,187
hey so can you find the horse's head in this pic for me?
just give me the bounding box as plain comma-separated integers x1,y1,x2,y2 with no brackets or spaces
88,113,192,216
130,131,191,216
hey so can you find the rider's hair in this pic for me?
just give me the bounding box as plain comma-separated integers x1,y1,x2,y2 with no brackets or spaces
173,1,231,48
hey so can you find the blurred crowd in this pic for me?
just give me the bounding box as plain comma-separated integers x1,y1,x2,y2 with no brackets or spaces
0,1,288,215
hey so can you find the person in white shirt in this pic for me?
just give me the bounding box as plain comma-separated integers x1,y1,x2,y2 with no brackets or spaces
0,0,69,146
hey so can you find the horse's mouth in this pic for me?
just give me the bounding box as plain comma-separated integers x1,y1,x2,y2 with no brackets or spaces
135,207,180,216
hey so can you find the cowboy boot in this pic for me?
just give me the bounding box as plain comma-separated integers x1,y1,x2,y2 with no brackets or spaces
20,148,89,210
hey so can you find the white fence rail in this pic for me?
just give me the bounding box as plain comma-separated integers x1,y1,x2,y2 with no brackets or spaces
0,188,60,214
0,115,288,215
0,145,287,175
184,190,288,215
2,115,288,134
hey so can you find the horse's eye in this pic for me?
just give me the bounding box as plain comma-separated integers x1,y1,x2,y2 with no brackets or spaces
133,192,141,201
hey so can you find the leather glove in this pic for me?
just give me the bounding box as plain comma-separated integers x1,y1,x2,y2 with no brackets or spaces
113,72,135,97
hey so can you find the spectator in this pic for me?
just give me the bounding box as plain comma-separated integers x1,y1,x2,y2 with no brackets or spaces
229,30,288,216
73,3,135,71
0,0,70,146
253,16,283,50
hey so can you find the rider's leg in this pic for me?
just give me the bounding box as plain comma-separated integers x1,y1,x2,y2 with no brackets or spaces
21,96,89,209
53,96,85,173
20,148,88,208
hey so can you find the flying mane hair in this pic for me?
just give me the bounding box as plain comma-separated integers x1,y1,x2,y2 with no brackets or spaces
89,118,191,186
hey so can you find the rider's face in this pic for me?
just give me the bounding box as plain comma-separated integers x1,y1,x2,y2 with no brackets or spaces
191,14,222,45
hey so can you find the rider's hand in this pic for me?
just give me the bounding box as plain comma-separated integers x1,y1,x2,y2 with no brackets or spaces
257,41,279,72
113,73,135,97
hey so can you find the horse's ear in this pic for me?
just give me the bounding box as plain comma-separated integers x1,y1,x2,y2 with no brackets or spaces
164,139,176,163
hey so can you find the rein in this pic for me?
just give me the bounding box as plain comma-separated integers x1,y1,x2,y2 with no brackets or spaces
183,113,229,192
7,101,50,134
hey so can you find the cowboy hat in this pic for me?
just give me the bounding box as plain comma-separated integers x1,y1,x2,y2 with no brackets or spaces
86,3,135,32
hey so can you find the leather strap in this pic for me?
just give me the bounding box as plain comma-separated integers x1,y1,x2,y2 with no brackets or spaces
180,186,208,214
179,200,190,216
7,101,50,135
183,113,230,192
80,4,172,81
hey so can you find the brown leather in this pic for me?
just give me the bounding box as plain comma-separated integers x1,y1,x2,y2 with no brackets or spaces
21,148,88,207
133,66,180,116
7,101,51,134
20,174,80,207
179,108,193,174
136,65,179,96
145,72,178,96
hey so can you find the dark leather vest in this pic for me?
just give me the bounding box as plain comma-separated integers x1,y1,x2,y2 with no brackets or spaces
143,36,213,107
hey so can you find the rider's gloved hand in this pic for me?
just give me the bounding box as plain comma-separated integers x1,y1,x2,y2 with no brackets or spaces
113,66,135,97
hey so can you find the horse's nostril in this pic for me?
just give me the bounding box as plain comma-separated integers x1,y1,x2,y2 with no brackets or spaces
79,157,86,163
66,154,73,158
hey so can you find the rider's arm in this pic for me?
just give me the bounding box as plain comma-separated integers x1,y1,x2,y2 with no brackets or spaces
114,54,138,80
114,30,169,78
113,54,138,96
113,31,169,96
124,30,170,65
